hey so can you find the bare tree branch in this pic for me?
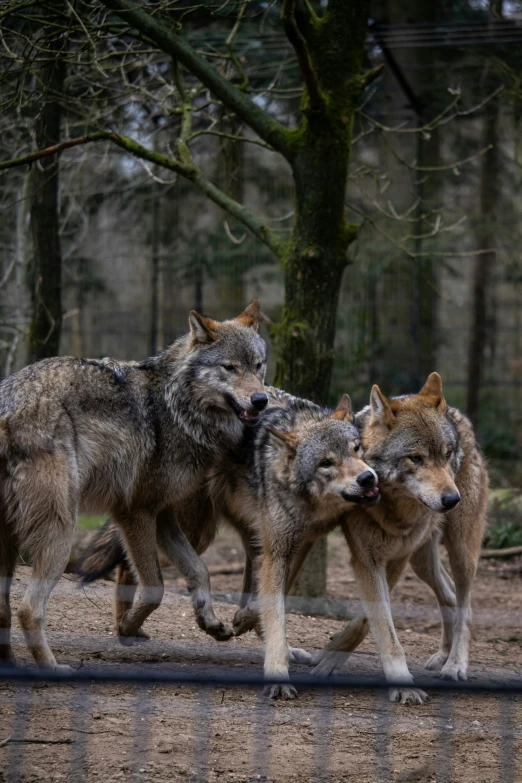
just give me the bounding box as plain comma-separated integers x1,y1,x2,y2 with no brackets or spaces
100,0,293,159
0,133,287,258
0,132,108,171
281,0,324,111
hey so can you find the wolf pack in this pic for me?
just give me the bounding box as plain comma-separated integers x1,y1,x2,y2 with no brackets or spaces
0,300,489,705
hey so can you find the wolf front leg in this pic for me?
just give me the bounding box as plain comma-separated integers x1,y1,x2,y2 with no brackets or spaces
259,546,296,701
351,557,429,704
156,509,233,641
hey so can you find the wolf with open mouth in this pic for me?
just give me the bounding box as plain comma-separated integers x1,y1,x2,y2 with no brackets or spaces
0,300,269,671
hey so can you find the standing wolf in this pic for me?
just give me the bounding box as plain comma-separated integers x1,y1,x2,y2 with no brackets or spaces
76,392,380,699
75,386,297,644
214,393,380,699
0,301,268,669
312,373,488,703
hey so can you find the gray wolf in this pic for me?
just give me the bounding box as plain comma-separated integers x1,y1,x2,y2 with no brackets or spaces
213,392,379,699
0,300,267,669
312,373,488,703
74,387,298,643
75,391,379,700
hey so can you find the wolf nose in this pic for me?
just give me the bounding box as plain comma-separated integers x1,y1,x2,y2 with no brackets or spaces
441,491,460,510
250,392,268,411
356,470,376,488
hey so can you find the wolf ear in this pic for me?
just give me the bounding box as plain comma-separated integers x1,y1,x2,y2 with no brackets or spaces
419,372,443,397
419,372,448,413
369,385,396,428
266,427,297,452
189,311,219,344
331,394,353,422
235,299,260,331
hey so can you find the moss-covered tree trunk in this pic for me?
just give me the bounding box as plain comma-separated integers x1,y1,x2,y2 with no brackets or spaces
28,38,65,363
273,1,369,596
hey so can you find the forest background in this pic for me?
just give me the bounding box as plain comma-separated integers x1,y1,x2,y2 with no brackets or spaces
1,0,521,591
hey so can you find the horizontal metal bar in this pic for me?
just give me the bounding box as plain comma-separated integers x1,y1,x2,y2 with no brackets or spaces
0,665,521,694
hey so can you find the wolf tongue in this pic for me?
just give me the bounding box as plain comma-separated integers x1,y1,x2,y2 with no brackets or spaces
364,487,379,497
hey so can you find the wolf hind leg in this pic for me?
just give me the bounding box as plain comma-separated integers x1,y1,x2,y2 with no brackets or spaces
409,536,457,673
114,563,149,641
311,555,407,678
439,504,485,681
114,511,164,645
0,529,17,665
15,451,77,670
157,509,233,642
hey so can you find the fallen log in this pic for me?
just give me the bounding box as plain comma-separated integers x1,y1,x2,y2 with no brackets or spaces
480,545,522,559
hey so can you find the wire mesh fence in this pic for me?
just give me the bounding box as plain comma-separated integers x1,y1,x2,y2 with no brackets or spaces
0,665,521,783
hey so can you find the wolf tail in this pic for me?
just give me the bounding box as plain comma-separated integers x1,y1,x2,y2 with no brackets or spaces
73,519,127,583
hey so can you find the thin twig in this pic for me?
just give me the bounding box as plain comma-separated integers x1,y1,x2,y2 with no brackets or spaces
224,221,247,245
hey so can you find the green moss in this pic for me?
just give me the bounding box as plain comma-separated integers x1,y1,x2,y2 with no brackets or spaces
78,515,106,530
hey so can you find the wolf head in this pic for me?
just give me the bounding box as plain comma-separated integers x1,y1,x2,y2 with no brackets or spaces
362,372,462,513
186,300,268,425
267,395,380,512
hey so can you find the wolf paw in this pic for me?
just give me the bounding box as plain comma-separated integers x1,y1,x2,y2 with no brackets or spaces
52,663,74,674
0,647,16,667
232,606,259,637
264,683,298,701
288,647,311,665
440,661,467,681
196,615,234,641
425,651,449,672
389,687,429,705
311,651,347,677
118,633,136,647
134,627,151,642
207,622,235,642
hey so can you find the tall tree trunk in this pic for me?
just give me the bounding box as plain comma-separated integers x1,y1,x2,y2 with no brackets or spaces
466,101,498,424
28,52,65,363
275,2,368,597
150,186,161,355
412,127,440,385
466,0,502,424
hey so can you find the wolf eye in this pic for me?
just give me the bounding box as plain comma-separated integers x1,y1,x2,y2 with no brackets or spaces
446,449,453,460
319,459,334,469
222,364,236,373
408,455,424,466
354,444,361,453
256,362,263,372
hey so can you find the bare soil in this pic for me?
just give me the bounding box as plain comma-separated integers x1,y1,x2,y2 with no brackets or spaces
1,529,522,783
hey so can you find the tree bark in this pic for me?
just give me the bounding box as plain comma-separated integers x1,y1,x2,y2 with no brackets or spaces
150,186,161,355
28,53,65,363
274,2,368,596
466,0,502,425
466,101,498,425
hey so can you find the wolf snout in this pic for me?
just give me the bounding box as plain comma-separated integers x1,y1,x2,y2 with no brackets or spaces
356,470,376,489
441,491,460,510
250,392,268,411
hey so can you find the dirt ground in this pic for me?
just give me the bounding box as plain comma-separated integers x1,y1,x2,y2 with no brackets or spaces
1,529,522,783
